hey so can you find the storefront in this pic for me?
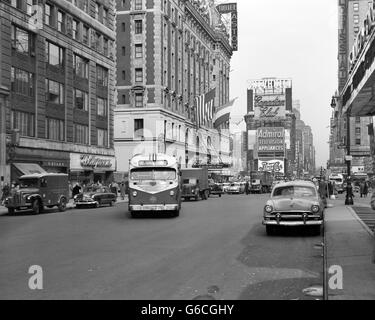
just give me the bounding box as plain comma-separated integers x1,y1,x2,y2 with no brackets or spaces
69,153,116,186
10,147,70,182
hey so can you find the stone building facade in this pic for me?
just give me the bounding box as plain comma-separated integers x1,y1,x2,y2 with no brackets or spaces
0,0,116,185
114,0,233,172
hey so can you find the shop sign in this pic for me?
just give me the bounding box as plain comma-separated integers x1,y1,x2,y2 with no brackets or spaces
257,127,285,154
42,161,68,168
257,159,285,174
254,94,286,119
70,153,115,171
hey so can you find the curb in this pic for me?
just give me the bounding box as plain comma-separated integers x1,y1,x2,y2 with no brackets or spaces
347,206,374,237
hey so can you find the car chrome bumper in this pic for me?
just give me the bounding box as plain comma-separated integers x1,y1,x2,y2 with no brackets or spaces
75,201,97,205
263,213,323,226
129,204,179,211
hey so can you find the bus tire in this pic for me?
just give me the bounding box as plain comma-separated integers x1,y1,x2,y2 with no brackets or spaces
8,208,15,215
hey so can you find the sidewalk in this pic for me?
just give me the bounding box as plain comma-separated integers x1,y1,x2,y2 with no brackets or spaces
325,200,375,300
0,195,128,215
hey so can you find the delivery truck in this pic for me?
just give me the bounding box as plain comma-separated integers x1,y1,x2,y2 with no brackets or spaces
181,168,209,201
250,171,273,194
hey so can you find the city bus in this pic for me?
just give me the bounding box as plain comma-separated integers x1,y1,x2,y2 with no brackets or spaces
128,154,181,218
329,173,345,194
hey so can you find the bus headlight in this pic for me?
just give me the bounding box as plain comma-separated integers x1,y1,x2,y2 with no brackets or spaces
132,191,138,197
170,190,175,196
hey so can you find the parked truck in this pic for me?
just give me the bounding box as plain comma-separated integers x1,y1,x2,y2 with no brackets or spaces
250,171,273,194
181,168,209,201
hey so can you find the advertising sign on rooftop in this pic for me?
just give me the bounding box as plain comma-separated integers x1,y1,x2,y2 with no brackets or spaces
257,127,285,156
254,94,286,119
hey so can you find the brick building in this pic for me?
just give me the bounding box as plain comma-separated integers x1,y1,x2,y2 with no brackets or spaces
0,0,116,186
114,0,234,172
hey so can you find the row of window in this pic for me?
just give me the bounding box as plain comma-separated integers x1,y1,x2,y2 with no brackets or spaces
10,110,108,146
11,66,107,116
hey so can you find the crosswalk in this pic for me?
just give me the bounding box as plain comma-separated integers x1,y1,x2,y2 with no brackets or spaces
352,206,375,233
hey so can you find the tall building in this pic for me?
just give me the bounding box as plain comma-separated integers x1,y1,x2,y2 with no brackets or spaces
244,78,296,178
114,0,235,172
0,0,117,186
330,0,372,175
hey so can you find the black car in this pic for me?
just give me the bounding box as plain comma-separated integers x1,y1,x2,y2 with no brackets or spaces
209,182,223,197
74,186,117,208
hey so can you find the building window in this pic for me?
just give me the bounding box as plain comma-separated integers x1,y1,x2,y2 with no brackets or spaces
74,89,88,111
46,41,64,68
45,3,52,26
134,0,142,10
122,95,126,104
122,70,126,80
45,79,64,104
134,20,143,34
11,111,35,137
95,2,100,20
82,25,89,45
354,14,359,24
11,0,22,10
72,19,78,40
97,65,108,87
11,25,31,54
134,119,144,138
97,129,108,147
97,97,108,116
57,10,65,33
103,37,109,56
353,3,359,12
26,0,33,15
135,68,143,82
122,23,126,32
355,127,361,135
46,118,65,141
356,138,361,145
73,0,88,13
122,46,126,56
73,123,89,144
135,44,143,58
11,67,34,96
73,54,89,79
135,93,143,107
103,8,109,27
355,116,361,123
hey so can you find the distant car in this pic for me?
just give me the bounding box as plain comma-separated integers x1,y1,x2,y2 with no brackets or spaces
227,182,244,194
74,186,117,208
222,183,231,193
262,180,324,235
209,182,223,197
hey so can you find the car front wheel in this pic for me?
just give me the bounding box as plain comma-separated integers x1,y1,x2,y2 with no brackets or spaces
58,197,67,212
32,200,41,215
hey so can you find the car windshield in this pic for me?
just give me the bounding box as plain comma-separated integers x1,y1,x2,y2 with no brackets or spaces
19,178,39,188
131,168,176,181
273,186,317,198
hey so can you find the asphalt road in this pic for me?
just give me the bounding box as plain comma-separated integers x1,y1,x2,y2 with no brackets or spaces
0,194,323,300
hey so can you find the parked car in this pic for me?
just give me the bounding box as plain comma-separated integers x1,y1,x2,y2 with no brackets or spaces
262,180,324,235
4,173,69,215
227,182,244,194
222,183,231,193
209,182,223,197
74,186,117,208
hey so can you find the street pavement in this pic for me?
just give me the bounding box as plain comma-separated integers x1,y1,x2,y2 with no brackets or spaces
0,193,323,300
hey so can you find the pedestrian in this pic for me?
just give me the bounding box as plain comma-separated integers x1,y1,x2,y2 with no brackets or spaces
1,183,10,205
360,181,365,198
110,181,118,195
364,181,369,198
120,182,126,200
72,182,82,198
319,178,328,208
245,181,249,195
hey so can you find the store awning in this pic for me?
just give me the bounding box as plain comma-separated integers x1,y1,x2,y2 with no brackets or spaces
13,163,47,176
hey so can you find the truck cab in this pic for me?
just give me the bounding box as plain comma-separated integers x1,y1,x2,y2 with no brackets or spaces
4,173,69,215
181,168,209,201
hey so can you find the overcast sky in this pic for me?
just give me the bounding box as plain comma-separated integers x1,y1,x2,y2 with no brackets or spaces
229,0,338,168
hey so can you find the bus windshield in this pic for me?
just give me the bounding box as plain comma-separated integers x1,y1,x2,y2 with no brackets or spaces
130,168,176,181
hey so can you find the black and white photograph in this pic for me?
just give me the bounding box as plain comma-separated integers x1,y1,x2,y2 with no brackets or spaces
0,0,375,306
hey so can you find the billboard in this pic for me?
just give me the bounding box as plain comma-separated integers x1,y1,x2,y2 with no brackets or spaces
254,94,286,119
257,127,285,155
257,159,285,174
